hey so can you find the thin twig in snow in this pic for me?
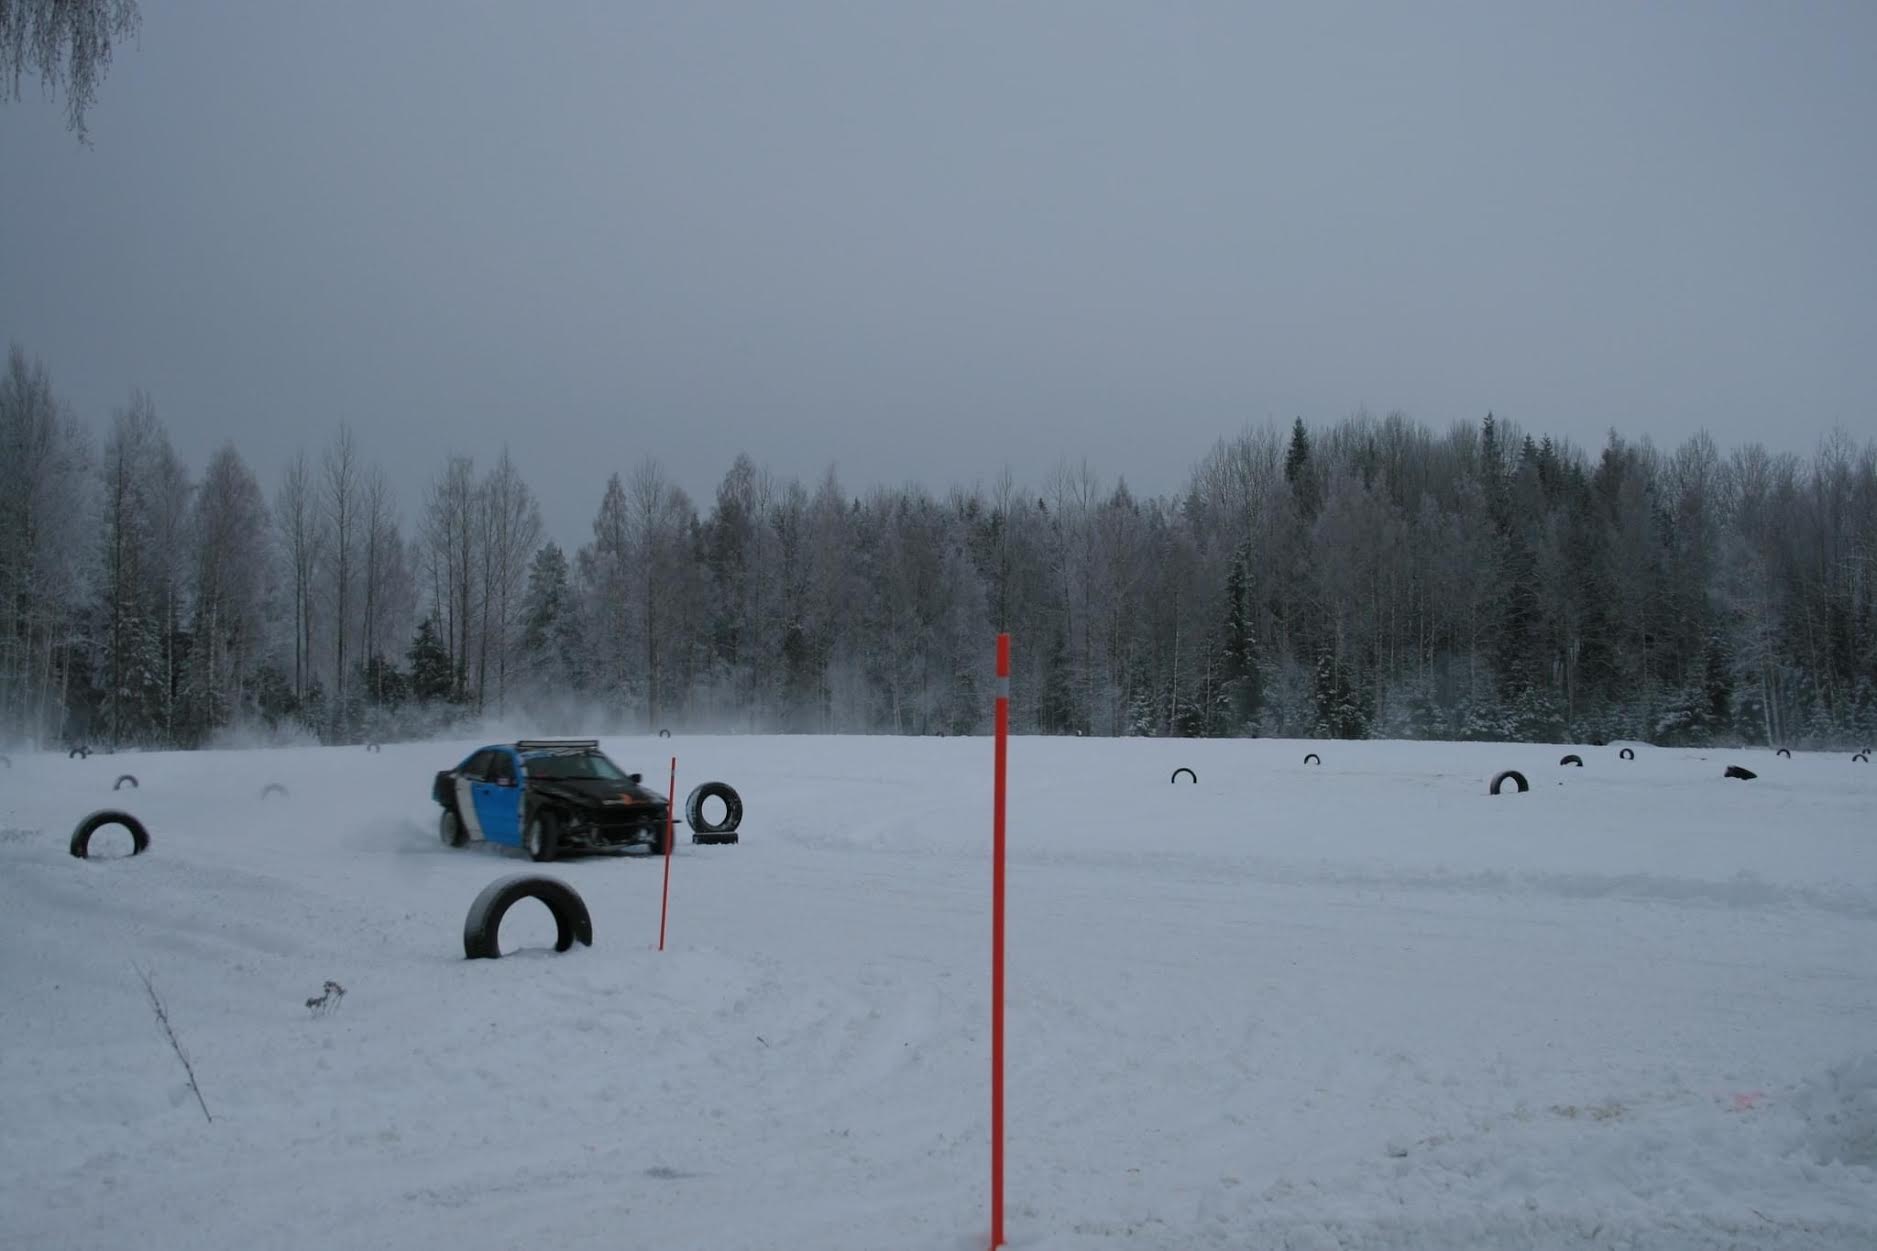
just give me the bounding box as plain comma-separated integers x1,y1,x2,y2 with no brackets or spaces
134,963,212,1124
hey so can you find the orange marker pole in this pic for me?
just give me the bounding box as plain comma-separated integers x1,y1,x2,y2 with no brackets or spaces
658,756,676,951
991,633,1009,1250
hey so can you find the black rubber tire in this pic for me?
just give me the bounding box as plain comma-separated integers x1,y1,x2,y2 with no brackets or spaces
1559,755,1583,767
261,783,288,800
69,809,150,858
658,729,671,739
114,774,139,790
1776,749,1791,759
1303,753,1321,766
1724,765,1757,780
1619,748,1635,760
1170,767,1197,784
68,746,90,760
692,830,739,846
462,874,592,959
365,743,382,753
1490,770,1529,795
686,781,743,836
524,811,562,863
440,808,467,848
1855,753,1870,763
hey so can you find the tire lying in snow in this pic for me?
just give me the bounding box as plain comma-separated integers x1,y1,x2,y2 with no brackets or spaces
1303,753,1321,766
1777,749,1792,759
260,783,288,800
686,781,742,845
463,874,592,959
114,774,139,790
1724,765,1757,780
69,809,151,858
1170,767,1197,784
1619,748,1636,760
1559,754,1583,767
1490,770,1529,795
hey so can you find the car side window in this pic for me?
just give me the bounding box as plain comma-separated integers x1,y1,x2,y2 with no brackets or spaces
463,750,494,781
489,753,516,786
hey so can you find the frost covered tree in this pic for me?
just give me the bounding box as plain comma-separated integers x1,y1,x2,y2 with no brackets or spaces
0,0,139,140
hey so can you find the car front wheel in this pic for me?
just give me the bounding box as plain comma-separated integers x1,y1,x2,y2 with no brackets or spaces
524,812,561,863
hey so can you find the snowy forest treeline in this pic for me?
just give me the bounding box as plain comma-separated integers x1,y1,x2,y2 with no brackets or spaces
3,343,1874,751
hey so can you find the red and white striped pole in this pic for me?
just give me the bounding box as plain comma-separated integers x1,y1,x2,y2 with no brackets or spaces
991,633,1009,1250
658,755,676,952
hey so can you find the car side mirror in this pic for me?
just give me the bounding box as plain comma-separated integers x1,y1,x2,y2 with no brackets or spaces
628,773,642,785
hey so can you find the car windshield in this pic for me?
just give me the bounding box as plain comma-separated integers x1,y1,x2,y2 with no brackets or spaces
524,751,628,782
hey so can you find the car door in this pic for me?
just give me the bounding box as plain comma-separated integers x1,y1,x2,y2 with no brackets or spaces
472,749,523,846
454,750,494,841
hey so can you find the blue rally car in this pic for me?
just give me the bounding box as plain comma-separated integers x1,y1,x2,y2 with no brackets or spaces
432,739,671,861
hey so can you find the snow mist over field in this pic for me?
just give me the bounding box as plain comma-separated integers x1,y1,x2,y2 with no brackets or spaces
3,733,1875,1250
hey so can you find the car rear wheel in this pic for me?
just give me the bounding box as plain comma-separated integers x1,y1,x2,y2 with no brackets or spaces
525,812,561,863
440,808,467,848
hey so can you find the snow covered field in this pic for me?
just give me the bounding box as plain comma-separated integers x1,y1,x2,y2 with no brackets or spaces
3,734,1875,1250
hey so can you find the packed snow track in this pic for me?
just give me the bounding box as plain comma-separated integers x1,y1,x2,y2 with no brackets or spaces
2,735,1874,1250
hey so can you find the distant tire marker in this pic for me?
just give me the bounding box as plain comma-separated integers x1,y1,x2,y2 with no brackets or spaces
1776,749,1791,759
365,743,382,753
1559,754,1583,767
1619,748,1636,760
1169,767,1197,784
463,875,592,959
114,774,139,790
260,783,288,800
1303,753,1321,766
658,729,671,739
68,746,91,760
1490,770,1529,795
69,809,150,858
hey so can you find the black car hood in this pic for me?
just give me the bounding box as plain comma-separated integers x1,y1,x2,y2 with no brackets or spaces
529,777,666,811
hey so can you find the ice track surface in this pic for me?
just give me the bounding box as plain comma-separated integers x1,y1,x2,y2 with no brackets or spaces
3,735,1875,1250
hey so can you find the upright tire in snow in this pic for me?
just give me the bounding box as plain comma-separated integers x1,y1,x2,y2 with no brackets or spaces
1170,767,1197,784
69,809,150,858
462,875,592,959
658,729,671,739
1303,753,1321,766
686,781,742,845
1490,770,1529,795
260,783,288,800
68,746,90,760
114,774,138,790
1559,755,1583,767
1619,748,1636,760
1777,749,1792,759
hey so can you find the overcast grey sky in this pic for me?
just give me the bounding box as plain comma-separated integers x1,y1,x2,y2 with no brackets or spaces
3,0,1874,544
